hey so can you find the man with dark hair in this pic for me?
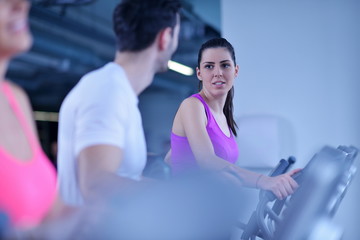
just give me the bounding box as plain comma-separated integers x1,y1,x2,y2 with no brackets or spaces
57,0,181,206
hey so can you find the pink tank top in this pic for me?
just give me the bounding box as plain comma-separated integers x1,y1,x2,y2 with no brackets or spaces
0,82,57,228
171,93,239,173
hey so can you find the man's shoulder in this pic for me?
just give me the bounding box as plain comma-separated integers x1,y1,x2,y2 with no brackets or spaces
82,63,127,87
61,63,130,108
81,63,113,81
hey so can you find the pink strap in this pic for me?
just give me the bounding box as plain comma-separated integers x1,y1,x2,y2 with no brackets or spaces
1,81,38,151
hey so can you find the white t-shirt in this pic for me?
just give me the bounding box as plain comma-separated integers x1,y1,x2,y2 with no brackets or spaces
57,62,147,206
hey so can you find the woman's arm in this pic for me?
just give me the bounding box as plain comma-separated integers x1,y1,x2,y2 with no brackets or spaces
164,149,171,165
177,98,299,199
224,164,300,199
176,98,230,170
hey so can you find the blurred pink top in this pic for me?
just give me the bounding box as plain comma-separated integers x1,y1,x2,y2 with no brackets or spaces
171,93,239,174
0,81,57,228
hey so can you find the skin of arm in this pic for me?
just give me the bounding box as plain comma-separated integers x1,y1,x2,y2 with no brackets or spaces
77,145,140,204
169,97,230,168
174,98,300,199
164,149,171,165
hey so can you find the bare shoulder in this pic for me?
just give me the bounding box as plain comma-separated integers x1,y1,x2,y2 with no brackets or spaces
177,96,207,127
179,96,204,114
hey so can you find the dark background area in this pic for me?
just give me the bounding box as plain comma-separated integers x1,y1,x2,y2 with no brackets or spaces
7,0,221,169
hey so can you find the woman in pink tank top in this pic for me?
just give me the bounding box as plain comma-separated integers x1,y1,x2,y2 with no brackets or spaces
0,0,58,229
167,38,300,200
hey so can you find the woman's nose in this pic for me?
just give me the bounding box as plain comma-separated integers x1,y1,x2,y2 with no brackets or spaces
214,66,222,77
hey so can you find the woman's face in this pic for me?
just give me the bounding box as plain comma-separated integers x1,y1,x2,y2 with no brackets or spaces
0,0,32,59
197,47,238,97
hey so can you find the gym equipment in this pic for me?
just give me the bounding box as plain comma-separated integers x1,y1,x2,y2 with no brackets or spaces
237,145,358,240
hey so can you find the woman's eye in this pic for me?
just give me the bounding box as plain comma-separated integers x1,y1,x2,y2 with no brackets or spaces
205,65,214,69
222,64,230,68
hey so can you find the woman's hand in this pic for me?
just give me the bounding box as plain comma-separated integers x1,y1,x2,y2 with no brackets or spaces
257,169,301,200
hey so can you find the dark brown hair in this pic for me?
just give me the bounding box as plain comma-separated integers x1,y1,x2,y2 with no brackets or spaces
113,0,181,52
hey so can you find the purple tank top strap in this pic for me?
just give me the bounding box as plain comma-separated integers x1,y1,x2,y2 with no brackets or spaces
190,93,213,122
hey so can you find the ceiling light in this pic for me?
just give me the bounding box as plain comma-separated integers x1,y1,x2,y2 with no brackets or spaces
168,60,194,76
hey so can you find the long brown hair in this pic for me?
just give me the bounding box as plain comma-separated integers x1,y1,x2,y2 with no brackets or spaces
197,38,238,136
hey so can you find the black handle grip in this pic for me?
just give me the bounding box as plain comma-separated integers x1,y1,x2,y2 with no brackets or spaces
269,159,290,177
265,157,296,201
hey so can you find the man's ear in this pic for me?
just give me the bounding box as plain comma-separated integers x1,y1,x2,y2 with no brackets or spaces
196,67,202,80
158,27,172,51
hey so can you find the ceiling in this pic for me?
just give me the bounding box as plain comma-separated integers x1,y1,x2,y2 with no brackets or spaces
7,0,220,112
